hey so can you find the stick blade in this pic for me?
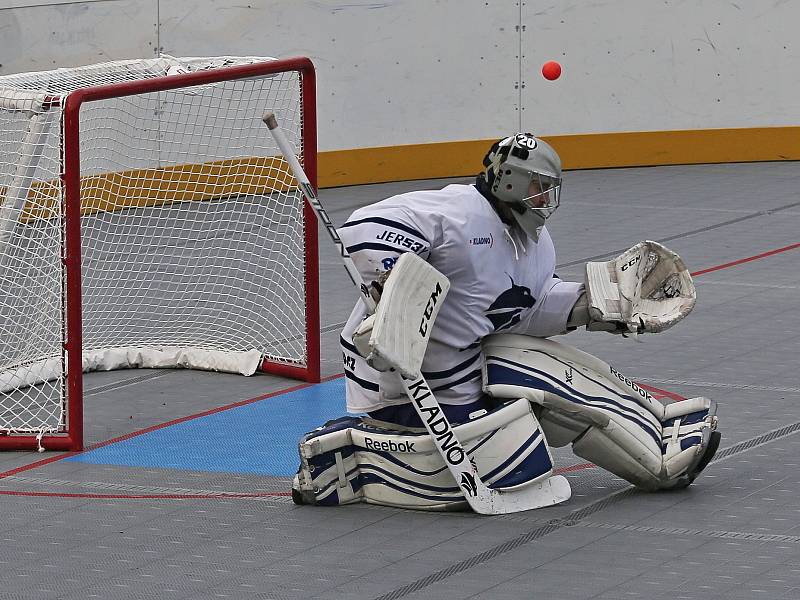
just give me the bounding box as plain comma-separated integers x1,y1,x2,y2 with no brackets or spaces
474,475,571,515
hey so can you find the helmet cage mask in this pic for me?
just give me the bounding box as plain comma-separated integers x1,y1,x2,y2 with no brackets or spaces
518,172,561,217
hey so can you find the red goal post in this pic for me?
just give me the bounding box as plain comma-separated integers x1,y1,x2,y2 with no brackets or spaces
0,56,320,451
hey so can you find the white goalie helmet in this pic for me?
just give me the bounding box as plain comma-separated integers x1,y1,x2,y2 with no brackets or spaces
480,133,562,240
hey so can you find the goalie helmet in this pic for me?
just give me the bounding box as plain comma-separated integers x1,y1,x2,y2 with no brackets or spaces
479,133,562,241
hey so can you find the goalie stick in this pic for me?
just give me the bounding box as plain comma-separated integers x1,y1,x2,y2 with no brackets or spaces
263,112,569,514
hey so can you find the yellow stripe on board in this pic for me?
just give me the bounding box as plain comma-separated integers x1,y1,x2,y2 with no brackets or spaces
549,127,800,170
317,126,800,188
318,140,489,188
12,157,296,222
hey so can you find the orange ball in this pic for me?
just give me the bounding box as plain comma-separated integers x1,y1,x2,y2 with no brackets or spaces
542,61,562,81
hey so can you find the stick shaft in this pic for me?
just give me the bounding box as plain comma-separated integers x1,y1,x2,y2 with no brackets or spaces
263,113,373,309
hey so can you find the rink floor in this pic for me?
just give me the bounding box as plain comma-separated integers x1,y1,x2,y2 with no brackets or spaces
1,161,799,600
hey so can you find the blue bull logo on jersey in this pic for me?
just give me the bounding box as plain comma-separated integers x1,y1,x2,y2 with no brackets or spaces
485,276,536,331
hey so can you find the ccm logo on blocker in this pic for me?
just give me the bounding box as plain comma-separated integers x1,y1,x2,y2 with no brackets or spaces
418,282,444,336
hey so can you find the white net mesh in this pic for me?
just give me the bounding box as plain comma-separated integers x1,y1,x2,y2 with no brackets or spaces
0,57,313,438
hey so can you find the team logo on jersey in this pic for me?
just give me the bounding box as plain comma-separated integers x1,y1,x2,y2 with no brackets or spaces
469,233,494,248
485,276,536,331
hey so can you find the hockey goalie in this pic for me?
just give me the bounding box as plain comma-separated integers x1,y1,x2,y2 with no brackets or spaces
292,132,721,513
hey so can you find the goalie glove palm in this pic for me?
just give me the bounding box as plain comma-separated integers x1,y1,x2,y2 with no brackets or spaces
584,240,697,334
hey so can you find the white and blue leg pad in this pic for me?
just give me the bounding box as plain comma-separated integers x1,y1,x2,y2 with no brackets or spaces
482,334,719,491
292,398,559,510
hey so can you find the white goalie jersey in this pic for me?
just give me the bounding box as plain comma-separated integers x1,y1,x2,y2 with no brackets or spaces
338,183,584,414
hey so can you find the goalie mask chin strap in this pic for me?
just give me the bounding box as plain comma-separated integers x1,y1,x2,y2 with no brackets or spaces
509,207,545,242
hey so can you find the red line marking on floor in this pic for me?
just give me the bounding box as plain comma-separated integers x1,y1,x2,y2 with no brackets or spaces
691,242,800,277
554,462,596,474
637,383,685,402
0,453,76,479
0,490,291,500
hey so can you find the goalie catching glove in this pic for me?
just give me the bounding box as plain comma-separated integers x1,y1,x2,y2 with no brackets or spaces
571,240,696,335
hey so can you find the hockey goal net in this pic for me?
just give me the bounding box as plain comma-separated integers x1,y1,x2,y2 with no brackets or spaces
0,56,319,451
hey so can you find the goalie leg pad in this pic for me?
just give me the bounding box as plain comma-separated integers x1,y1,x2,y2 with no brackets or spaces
483,334,720,491
572,397,719,490
292,399,558,510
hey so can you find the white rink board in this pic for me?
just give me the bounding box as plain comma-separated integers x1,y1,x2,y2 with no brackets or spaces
1,1,798,151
